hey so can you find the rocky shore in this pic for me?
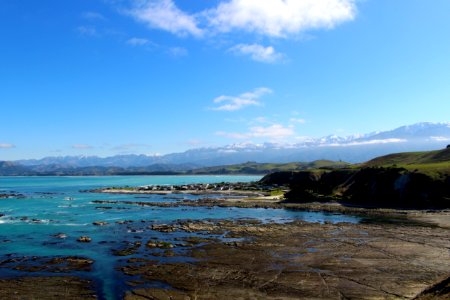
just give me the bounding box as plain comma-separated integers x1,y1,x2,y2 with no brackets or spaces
0,276,96,299
121,218,450,299
88,181,285,197
1,179,449,299
1,212,448,299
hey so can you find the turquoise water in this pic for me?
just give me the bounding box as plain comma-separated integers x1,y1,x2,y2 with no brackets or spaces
0,176,360,299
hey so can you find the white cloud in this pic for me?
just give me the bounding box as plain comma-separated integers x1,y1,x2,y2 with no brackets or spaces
72,144,94,150
127,0,203,37
0,143,15,149
290,117,306,124
324,138,407,147
217,124,295,140
120,0,357,62
251,124,295,138
208,0,356,37
211,87,272,111
229,44,283,63
430,136,450,142
127,37,151,46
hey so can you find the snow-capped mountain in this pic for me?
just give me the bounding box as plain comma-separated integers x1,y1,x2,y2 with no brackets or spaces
14,122,450,167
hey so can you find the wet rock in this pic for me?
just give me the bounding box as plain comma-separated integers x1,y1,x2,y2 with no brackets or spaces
415,275,450,300
146,240,174,249
181,236,218,245
112,242,142,256
77,236,91,243
0,255,94,273
120,219,450,300
52,233,67,239
125,288,191,300
150,224,176,233
116,220,133,224
0,276,96,299
47,256,94,272
162,250,175,257
92,221,108,226
0,193,26,199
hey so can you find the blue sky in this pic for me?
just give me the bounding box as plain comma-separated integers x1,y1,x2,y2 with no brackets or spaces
1,0,449,160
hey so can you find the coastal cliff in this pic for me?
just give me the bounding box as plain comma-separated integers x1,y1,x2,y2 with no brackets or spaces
261,147,450,209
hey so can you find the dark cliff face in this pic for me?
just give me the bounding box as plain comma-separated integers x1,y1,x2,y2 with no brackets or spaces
340,168,449,208
262,168,450,209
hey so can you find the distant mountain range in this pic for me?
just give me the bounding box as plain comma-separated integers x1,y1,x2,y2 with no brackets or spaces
2,122,449,175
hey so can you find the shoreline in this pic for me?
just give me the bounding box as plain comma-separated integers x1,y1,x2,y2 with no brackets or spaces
92,187,450,229
1,180,449,299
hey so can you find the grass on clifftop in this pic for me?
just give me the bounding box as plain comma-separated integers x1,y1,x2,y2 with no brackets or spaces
364,147,450,178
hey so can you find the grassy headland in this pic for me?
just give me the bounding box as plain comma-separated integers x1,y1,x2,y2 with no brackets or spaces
262,147,450,209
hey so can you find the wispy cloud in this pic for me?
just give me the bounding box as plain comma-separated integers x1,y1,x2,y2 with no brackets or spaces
253,117,270,124
217,124,295,140
127,0,203,37
72,144,94,150
324,138,407,147
290,117,306,124
119,0,357,62
82,11,107,21
76,26,98,37
127,37,151,46
211,87,272,111
430,136,450,142
0,143,15,149
167,46,188,57
112,143,152,151
186,139,203,147
229,44,283,63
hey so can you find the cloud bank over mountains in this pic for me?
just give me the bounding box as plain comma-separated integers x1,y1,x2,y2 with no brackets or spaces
9,122,450,167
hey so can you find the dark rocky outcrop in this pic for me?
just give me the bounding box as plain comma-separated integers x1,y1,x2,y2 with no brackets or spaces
263,167,450,209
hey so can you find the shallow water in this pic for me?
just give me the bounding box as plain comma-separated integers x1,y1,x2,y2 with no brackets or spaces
0,176,361,299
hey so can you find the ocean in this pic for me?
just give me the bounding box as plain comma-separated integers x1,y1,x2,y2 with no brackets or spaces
0,176,360,299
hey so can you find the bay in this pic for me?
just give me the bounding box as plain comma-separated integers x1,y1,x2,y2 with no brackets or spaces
0,176,360,299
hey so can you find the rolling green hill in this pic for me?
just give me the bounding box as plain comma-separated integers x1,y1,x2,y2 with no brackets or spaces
364,146,450,178
188,160,350,175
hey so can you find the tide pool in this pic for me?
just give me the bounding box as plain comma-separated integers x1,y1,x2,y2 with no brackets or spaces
0,176,361,299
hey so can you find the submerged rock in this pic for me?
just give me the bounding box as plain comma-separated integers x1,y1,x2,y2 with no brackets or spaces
77,236,92,243
52,233,67,239
151,224,176,233
93,221,108,226
112,242,142,256
146,240,174,249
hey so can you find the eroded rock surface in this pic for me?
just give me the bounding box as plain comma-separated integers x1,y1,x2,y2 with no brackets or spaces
123,219,450,299
0,276,96,299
